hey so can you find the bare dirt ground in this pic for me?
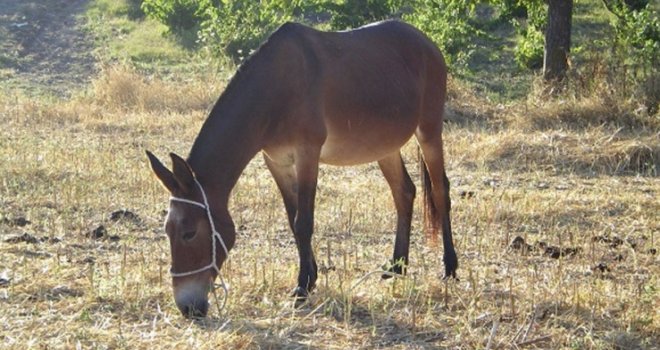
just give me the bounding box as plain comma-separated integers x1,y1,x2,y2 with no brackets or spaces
0,0,96,96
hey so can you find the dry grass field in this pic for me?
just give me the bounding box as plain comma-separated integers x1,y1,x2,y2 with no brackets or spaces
1,63,658,349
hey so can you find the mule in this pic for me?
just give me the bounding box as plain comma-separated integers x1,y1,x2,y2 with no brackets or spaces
146,20,457,318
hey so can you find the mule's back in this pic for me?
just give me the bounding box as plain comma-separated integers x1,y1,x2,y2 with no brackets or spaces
283,21,447,165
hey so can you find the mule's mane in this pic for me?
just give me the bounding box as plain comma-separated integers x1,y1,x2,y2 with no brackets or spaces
187,23,303,178
206,24,293,120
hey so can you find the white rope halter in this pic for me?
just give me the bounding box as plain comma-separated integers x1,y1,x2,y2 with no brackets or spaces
168,178,230,314
168,178,229,277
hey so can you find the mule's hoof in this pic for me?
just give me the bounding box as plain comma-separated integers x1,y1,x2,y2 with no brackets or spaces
443,265,459,280
443,253,459,280
291,286,309,307
381,260,406,280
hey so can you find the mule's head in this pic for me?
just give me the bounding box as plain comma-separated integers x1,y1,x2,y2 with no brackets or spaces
146,151,229,318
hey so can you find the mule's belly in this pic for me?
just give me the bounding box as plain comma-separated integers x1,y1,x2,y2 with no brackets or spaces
319,139,409,165
319,118,417,166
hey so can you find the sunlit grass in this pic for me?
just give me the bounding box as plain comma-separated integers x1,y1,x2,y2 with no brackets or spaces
1,66,658,348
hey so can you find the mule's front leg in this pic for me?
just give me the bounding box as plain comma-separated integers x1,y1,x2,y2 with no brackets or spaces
291,145,321,302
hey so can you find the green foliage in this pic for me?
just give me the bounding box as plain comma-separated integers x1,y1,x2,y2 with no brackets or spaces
507,0,546,69
197,0,297,62
325,0,405,30
514,27,544,69
602,0,659,111
142,0,301,62
141,0,486,68
404,0,481,70
606,0,658,63
493,0,527,20
141,0,203,31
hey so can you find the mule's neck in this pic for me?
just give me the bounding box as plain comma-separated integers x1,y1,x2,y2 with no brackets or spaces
186,57,278,203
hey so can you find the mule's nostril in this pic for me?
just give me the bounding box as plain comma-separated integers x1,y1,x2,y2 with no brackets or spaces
179,300,209,319
182,231,196,241
175,281,211,319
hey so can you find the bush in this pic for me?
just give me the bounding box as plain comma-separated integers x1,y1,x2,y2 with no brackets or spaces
325,0,406,30
404,0,481,70
507,0,546,69
197,0,296,62
605,1,659,112
514,25,544,69
141,0,204,31
142,0,487,69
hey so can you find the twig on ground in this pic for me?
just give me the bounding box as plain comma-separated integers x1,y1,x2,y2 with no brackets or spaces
485,317,501,350
516,335,552,347
521,306,538,342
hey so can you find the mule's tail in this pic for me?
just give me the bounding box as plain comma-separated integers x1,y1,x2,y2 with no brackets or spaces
420,150,440,245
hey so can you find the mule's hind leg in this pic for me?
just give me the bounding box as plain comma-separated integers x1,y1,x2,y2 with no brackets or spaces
378,152,416,279
415,129,458,279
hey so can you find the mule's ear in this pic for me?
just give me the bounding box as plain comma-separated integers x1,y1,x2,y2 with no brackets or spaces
146,150,179,193
170,152,195,194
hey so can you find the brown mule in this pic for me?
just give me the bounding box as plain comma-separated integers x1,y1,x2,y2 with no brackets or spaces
147,20,457,318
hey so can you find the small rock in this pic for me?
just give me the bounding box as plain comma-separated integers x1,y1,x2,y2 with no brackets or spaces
562,247,581,256
543,245,581,259
81,256,95,264
1,217,31,227
625,237,638,250
48,237,62,244
535,241,548,249
109,209,140,223
648,248,657,255
483,178,500,187
544,246,561,259
459,190,475,199
86,225,106,239
510,236,526,250
4,232,39,244
0,273,10,287
593,262,610,273
593,235,624,248
14,217,30,226
510,236,534,253
537,182,549,189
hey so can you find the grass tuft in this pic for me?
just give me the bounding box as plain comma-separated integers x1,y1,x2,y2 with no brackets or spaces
90,65,222,114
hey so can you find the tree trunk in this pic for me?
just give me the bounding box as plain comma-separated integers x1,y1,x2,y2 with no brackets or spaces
543,0,573,81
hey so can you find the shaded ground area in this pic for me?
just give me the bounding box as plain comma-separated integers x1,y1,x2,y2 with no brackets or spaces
0,0,95,96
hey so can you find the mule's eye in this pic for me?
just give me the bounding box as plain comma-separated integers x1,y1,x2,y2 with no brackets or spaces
182,231,196,241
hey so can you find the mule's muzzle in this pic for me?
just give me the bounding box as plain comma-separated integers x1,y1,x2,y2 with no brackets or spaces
174,282,210,319
177,298,209,319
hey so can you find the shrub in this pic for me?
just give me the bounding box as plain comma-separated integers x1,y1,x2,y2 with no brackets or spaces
325,0,406,30
507,0,546,69
141,0,204,31
198,0,301,62
514,24,544,69
603,1,659,112
404,0,481,70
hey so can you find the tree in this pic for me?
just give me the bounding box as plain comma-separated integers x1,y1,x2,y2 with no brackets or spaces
543,0,573,81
